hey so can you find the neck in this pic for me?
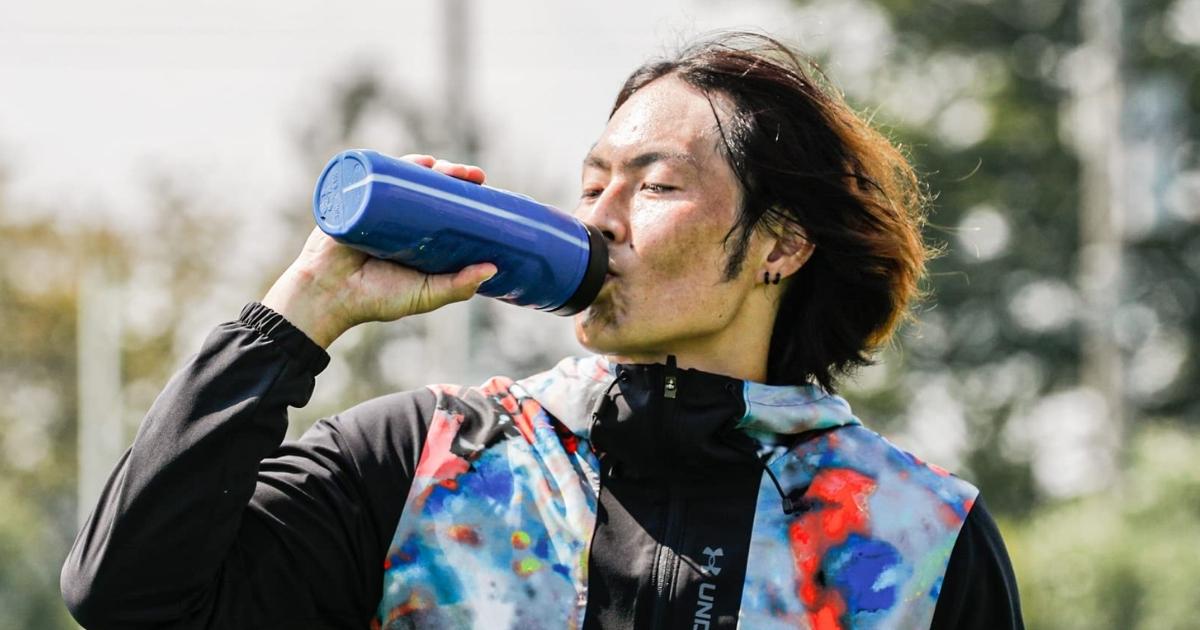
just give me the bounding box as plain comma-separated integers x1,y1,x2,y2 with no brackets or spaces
605,290,777,383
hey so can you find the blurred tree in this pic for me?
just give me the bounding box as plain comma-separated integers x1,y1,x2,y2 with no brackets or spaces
791,0,1200,514
784,0,1200,625
0,165,236,630
1006,424,1200,629
0,194,104,629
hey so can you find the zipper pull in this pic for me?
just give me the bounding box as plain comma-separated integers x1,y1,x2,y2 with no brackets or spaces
664,355,678,399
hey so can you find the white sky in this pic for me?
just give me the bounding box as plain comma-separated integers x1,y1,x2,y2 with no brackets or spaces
0,0,807,224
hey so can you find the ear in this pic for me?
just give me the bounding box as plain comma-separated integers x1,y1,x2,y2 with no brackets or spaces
763,226,814,280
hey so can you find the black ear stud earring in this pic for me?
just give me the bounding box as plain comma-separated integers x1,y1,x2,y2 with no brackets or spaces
763,271,782,285
772,272,781,285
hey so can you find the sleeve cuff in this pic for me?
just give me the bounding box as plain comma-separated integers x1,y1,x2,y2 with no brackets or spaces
238,302,332,375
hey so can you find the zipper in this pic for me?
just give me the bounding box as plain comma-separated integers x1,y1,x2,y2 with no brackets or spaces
663,355,678,400
650,356,682,629
651,490,684,628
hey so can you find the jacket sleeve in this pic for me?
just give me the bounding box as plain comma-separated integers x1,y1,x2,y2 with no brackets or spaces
61,303,438,629
929,494,1025,630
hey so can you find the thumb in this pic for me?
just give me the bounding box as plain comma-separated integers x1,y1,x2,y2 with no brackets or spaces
429,262,498,306
385,262,498,318
456,263,499,294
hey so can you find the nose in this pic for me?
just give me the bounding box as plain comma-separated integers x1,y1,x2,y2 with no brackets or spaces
576,186,628,245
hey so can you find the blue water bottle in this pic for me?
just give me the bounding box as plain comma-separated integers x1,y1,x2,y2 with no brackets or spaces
313,149,608,315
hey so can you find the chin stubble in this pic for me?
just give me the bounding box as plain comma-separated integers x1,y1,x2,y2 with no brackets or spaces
582,290,622,330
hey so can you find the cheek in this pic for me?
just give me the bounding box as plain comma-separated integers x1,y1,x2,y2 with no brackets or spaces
628,208,726,276
625,232,736,324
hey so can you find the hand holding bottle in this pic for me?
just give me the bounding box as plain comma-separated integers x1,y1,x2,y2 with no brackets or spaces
262,154,498,349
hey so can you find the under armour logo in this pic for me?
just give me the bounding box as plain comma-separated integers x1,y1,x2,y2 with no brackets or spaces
701,547,724,576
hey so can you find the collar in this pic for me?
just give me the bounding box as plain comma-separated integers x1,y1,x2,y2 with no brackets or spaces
516,355,861,441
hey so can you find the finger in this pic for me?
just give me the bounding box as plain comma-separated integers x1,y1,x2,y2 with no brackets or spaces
400,154,437,167
358,259,497,321
462,165,486,184
446,262,498,298
304,225,324,244
433,159,487,185
301,226,333,252
432,159,463,176
459,262,498,289
423,262,498,309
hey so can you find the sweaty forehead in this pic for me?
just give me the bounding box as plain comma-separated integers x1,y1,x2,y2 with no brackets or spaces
591,76,732,168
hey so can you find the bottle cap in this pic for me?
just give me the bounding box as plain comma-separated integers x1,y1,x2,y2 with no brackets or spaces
314,152,370,232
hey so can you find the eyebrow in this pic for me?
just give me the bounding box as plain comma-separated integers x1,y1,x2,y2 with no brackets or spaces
583,150,699,173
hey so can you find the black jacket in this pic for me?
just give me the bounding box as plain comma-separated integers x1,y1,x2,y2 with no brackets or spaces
62,303,1023,629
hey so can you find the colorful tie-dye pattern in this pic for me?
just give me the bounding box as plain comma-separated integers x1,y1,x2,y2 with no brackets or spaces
373,356,977,629
738,428,978,630
374,377,600,629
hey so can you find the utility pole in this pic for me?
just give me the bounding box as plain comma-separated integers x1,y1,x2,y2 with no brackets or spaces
1073,0,1126,474
425,0,481,384
443,0,480,162
76,265,124,528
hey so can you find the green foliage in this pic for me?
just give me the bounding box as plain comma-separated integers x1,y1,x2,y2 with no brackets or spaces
826,0,1200,516
808,0,1199,624
0,214,86,630
0,177,231,629
1006,425,1200,629
0,477,77,630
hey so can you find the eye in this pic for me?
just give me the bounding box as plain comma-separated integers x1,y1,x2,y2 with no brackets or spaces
580,187,603,200
641,183,678,194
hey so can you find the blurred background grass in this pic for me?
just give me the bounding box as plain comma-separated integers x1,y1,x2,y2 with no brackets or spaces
1,0,1197,628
